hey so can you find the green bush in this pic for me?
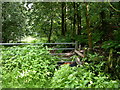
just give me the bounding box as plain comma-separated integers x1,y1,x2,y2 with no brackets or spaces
2,45,120,88
2,45,57,88
102,40,120,50
50,65,119,88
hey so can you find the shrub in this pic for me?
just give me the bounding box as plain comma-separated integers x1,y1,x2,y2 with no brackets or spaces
2,45,57,88
50,65,119,88
2,45,119,88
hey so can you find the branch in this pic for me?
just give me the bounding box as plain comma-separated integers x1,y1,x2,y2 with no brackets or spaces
108,1,120,12
74,50,85,58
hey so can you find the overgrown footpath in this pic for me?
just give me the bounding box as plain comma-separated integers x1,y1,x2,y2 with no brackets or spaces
1,45,120,88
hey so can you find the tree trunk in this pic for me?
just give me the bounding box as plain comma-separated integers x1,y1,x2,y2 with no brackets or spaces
48,3,53,43
85,3,93,51
48,18,53,43
61,2,66,36
73,2,76,36
76,3,81,35
64,3,67,33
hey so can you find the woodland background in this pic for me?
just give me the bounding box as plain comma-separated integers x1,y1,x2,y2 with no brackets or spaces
1,2,120,88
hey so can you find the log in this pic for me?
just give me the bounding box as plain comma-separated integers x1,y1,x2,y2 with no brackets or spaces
74,50,85,58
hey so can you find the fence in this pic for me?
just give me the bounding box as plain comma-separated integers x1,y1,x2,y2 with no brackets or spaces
0,42,79,50
1,42,85,61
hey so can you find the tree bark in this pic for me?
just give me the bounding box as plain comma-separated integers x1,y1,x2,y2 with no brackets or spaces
76,3,81,35
48,3,53,43
48,18,53,43
64,3,67,33
85,3,93,51
61,2,66,36
73,2,76,36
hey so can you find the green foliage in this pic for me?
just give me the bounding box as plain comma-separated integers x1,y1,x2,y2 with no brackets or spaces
2,2,27,42
50,65,119,88
2,45,57,88
0,64,1,90
82,53,106,75
83,52,120,80
2,2,120,45
2,2,120,88
102,40,120,50
2,46,120,88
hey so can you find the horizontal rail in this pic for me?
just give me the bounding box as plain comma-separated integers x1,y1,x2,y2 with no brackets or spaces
0,43,76,45
49,48,75,50
57,58,72,60
1,48,75,50
50,53,74,56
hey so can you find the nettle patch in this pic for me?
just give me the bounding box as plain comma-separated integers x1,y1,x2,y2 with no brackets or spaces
50,65,119,88
1,45,120,88
2,45,57,88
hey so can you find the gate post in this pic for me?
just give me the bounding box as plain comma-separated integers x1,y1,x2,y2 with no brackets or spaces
75,41,78,50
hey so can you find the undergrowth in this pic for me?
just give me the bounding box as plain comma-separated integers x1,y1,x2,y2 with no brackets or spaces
1,45,120,88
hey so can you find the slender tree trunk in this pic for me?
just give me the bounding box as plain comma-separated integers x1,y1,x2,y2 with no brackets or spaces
100,6,110,41
61,2,66,36
64,3,67,33
69,3,73,34
48,3,53,43
73,2,76,36
85,3,92,51
48,18,53,43
76,3,81,35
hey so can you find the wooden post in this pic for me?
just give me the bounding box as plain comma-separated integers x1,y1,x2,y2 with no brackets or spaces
78,44,81,50
75,41,78,50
